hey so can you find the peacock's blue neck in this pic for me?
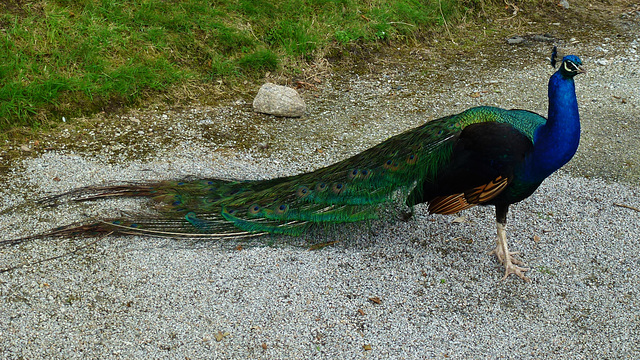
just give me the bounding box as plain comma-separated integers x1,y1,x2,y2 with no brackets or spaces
525,71,581,182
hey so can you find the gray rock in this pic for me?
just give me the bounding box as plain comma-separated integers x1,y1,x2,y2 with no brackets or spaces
253,83,306,117
507,36,524,45
532,34,554,42
559,0,570,9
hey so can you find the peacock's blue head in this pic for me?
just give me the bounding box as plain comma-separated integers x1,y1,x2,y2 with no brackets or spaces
558,55,585,78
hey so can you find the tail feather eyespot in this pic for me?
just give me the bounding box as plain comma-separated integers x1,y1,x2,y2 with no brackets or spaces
296,186,310,198
248,204,262,215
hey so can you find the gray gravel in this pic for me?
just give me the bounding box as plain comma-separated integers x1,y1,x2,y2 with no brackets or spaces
1,25,640,360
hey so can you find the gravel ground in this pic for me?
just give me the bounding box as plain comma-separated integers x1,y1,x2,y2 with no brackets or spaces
1,14,640,360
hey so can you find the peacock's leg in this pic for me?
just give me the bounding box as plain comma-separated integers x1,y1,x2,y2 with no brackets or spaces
489,205,529,281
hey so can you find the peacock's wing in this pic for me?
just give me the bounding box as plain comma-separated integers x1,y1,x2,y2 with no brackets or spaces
407,108,547,214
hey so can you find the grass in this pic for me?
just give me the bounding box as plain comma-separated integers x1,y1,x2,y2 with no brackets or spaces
0,0,487,132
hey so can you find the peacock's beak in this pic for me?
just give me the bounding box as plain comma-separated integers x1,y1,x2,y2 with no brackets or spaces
576,65,586,74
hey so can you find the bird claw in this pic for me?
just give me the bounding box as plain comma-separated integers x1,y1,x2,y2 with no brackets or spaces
488,248,524,265
501,262,530,282
489,246,529,281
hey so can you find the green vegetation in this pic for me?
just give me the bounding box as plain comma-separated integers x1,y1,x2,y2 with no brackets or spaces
537,266,556,276
0,0,483,131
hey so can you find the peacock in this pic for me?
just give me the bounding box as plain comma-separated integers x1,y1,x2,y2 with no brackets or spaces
1,50,584,280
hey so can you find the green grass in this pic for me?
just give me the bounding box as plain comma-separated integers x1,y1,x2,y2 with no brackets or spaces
0,0,479,131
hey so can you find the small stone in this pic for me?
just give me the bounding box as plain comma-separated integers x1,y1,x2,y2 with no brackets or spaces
507,36,524,45
253,83,306,117
532,34,554,42
558,0,569,9
596,59,609,66
214,331,230,342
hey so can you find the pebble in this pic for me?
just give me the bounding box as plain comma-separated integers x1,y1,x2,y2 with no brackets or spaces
532,34,554,42
507,36,524,44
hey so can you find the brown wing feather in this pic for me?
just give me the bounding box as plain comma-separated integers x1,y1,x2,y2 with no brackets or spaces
428,176,509,215
428,193,474,215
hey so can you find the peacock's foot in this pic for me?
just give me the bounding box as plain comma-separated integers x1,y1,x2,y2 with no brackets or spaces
491,221,530,281
502,261,530,281
488,247,523,266
489,247,530,281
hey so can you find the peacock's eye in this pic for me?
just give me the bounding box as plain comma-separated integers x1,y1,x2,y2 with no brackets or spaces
564,61,578,72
